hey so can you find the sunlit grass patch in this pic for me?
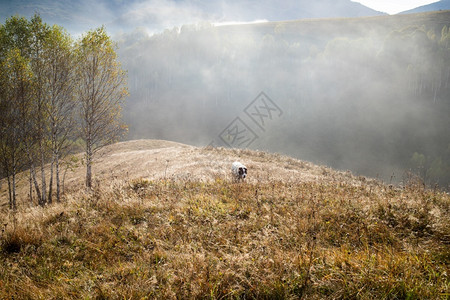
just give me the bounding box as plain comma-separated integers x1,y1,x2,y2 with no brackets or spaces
0,174,448,298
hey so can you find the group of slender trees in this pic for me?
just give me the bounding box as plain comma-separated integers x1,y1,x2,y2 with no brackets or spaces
0,15,128,210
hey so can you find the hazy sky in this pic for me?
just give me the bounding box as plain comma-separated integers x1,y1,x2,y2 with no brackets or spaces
352,0,439,14
0,0,443,37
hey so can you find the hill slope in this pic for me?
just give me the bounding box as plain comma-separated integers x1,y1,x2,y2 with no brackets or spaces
0,140,449,299
0,140,354,209
0,0,384,35
1,139,363,206
400,0,450,14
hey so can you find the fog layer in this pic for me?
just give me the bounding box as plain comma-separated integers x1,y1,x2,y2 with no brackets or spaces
117,12,450,188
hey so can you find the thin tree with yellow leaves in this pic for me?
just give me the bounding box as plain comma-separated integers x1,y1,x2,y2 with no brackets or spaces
76,27,128,189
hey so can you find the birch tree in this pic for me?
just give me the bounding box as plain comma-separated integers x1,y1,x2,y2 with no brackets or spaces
29,15,50,206
76,27,128,189
0,49,33,210
0,16,33,210
42,25,76,203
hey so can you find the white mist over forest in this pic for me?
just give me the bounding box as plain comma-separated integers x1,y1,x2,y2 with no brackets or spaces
116,12,450,188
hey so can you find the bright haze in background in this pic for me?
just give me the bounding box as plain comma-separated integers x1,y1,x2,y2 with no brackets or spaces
352,0,439,14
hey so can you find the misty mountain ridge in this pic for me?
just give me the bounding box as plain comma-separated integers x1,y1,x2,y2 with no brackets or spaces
179,0,386,21
117,10,450,189
1,0,384,36
400,0,450,14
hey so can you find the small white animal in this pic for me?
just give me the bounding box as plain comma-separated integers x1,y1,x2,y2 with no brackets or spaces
231,161,247,181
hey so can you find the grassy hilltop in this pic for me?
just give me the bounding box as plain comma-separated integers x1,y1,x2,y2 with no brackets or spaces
0,140,449,299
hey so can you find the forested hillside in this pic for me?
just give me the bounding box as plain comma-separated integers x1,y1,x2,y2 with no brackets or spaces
118,11,450,188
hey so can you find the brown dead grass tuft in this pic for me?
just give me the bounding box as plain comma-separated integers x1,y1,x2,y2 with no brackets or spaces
1,226,43,254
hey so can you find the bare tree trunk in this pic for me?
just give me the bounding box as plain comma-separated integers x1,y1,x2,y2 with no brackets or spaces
29,160,42,205
48,158,53,204
85,125,93,189
86,146,92,189
48,126,57,204
62,161,68,195
40,145,46,205
8,158,17,210
56,152,61,202
7,175,12,210
12,170,16,210
29,168,33,203
86,162,92,189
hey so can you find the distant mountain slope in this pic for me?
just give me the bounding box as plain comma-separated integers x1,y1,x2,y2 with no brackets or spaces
0,0,384,35
400,0,449,14
186,0,385,21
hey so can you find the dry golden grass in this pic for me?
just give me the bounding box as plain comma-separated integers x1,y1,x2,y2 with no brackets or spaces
1,139,361,210
0,142,449,299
